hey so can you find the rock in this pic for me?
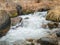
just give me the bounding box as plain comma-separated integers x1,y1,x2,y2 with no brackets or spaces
46,6,60,22
39,37,58,45
47,22,59,29
0,41,10,45
7,9,18,18
16,5,22,15
11,16,22,26
0,10,11,37
41,24,47,29
56,31,60,37
0,2,22,17
46,6,60,29
13,40,27,45
58,24,60,28
26,43,34,45
24,17,29,19
26,39,34,42
37,33,58,45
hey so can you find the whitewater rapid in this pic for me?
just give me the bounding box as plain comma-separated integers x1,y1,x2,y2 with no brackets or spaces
0,11,52,45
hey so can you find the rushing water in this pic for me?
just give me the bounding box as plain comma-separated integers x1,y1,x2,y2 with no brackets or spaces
0,11,53,45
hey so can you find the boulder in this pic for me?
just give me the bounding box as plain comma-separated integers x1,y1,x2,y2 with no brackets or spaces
56,31,60,37
26,39,34,42
47,22,59,29
41,24,47,29
0,2,22,17
11,16,22,26
4,3,20,18
37,33,58,45
0,10,11,37
46,6,60,22
46,6,60,29
38,37,58,45
40,33,58,45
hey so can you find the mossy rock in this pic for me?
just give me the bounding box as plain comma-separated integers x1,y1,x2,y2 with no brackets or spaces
40,37,58,45
8,10,18,18
46,7,60,22
22,9,34,15
0,10,11,37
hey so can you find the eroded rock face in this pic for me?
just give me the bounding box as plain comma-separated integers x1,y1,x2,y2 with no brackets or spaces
0,10,11,37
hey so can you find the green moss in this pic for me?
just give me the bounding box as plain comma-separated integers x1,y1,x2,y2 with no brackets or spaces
8,11,18,18
22,10,34,15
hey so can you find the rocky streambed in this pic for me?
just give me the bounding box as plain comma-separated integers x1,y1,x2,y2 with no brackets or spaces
0,11,60,45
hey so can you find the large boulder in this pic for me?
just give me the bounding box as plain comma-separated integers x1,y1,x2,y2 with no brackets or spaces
4,3,20,18
46,6,60,29
46,6,60,22
0,1,22,17
0,10,11,37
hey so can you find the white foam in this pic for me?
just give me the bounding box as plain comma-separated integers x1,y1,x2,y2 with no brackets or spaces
0,11,51,45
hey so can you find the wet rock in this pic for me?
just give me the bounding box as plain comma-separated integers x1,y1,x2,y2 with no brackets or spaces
56,31,60,37
37,33,58,45
0,10,11,37
26,33,58,45
11,16,22,26
47,22,59,29
26,39,34,42
39,37,58,45
6,4,22,17
16,5,22,15
26,43,34,45
41,24,47,29
46,6,60,29
37,39,41,43
24,17,29,19
0,41,10,45
7,9,18,18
